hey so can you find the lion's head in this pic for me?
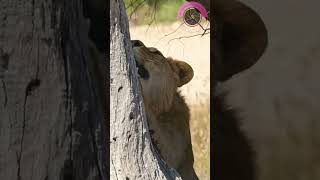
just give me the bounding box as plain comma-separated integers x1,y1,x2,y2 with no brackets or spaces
131,40,194,116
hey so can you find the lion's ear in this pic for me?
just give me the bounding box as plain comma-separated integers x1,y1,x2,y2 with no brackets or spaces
169,59,194,87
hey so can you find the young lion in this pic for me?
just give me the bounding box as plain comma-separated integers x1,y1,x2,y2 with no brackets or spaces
132,40,199,180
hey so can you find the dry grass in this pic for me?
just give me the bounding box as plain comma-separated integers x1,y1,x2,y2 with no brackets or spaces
189,100,210,180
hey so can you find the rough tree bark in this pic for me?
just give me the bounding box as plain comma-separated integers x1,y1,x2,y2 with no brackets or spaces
110,0,183,179
0,0,107,180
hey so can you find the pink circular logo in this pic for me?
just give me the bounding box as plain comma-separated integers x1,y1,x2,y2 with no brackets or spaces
177,1,209,27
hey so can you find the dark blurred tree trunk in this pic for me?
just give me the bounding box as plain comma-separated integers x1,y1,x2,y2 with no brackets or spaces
0,0,108,179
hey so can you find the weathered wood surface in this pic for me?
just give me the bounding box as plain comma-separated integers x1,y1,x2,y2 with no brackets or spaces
0,0,107,180
110,0,182,179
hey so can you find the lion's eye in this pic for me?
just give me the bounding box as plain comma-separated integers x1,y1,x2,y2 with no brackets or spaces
153,50,163,56
136,63,150,80
148,48,163,56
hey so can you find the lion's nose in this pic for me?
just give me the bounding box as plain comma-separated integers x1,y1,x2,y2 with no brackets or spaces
131,40,144,47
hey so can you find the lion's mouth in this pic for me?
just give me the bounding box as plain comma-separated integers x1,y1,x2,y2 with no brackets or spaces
131,40,144,47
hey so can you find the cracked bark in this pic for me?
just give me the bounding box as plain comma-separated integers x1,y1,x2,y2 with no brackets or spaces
0,0,107,180
1,80,7,106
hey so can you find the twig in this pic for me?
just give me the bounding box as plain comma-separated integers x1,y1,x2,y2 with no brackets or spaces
167,31,210,45
153,22,185,47
129,0,147,20
147,0,159,29
126,0,139,10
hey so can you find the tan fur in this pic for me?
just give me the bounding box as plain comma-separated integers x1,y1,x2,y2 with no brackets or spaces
132,40,199,180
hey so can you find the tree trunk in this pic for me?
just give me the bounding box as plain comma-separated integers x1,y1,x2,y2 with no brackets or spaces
0,0,107,180
110,0,182,179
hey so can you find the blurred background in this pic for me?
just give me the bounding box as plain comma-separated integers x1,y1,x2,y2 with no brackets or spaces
124,0,210,179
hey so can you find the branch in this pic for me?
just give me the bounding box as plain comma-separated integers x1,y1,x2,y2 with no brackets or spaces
167,31,210,45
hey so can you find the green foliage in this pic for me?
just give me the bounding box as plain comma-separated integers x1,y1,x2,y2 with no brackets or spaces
124,0,185,25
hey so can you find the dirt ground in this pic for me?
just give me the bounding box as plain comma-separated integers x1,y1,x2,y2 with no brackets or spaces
129,22,210,179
